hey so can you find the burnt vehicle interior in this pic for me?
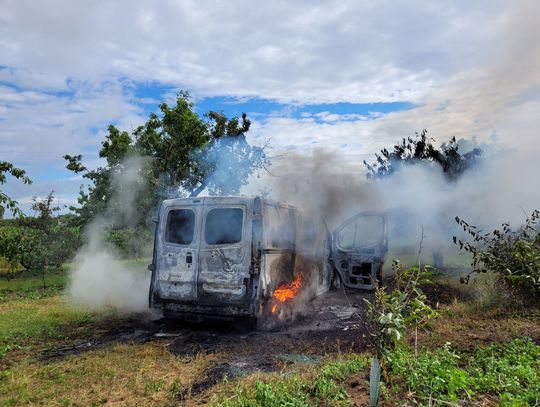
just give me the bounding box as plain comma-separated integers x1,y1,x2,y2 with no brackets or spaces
331,212,387,290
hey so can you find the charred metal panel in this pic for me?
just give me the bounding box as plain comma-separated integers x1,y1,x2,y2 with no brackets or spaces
149,196,334,322
196,203,253,306
295,211,332,295
332,212,387,290
198,246,251,304
260,203,296,300
154,204,203,301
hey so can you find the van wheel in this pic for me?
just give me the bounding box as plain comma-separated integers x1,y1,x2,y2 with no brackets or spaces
331,270,342,291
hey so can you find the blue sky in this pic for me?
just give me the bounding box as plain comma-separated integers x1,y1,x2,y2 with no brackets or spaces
132,82,414,121
1,0,539,215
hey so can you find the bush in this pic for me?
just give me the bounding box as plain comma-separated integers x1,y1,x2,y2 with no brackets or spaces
0,193,83,282
0,224,81,275
364,260,438,359
455,210,540,301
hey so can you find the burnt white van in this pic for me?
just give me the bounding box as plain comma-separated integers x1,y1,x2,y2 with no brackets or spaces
148,196,332,324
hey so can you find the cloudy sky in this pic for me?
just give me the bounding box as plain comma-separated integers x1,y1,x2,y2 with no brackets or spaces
1,0,539,214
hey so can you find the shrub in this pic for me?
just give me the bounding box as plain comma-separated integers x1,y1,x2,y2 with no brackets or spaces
0,193,83,284
104,226,152,259
455,210,540,301
364,260,438,359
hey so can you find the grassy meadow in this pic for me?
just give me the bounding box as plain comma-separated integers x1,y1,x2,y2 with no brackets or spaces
1,258,539,406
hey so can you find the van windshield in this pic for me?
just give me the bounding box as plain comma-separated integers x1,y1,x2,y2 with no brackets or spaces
205,208,243,245
165,209,195,245
338,215,384,250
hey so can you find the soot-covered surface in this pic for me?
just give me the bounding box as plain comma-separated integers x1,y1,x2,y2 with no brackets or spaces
40,277,463,363
39,289,370,364
166,289,370,357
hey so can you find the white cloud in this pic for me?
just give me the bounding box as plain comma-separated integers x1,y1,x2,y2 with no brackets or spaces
1,0,539,214
0,0,510,102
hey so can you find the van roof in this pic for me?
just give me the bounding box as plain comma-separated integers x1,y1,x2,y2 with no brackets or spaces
160,195,298,209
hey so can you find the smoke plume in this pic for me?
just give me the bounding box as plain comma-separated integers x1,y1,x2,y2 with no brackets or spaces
248,0,540,257
68,155,151,313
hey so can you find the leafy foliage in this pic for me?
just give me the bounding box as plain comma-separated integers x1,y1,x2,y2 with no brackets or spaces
104,226,152,258
64,91,269,228
389,338,540,406
0,192,81,283
455,210,540,300
0,161,32,217
468,338,540,406
390,343,472,403
363,129,482,180
364,260,438,359
213,355,366,407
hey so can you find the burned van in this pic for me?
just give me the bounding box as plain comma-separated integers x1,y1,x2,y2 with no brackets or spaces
148,196,332,324
331,212,387,290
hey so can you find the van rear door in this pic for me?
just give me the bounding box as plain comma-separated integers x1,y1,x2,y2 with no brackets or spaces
332,212,387,289
197,204,253,305
155,203,203,301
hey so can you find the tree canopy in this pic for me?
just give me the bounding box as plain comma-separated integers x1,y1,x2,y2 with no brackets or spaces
363,130,482,180
64,91,269,227
0,161,32,218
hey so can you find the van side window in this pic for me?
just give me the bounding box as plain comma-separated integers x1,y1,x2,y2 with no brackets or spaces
165,209,195,245
205,208,243,245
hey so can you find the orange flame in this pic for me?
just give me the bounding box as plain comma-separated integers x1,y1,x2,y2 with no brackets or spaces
271,272,304,312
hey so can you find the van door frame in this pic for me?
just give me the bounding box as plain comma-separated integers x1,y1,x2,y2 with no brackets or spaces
332,211,387,290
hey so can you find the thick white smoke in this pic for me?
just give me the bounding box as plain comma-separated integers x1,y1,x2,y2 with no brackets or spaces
245,0,540,257
68,155,151,313
258,141,539,263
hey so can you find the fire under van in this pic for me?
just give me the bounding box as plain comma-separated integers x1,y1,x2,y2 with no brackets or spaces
148,196,387,325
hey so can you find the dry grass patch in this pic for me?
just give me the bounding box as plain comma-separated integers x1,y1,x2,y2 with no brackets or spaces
1,342,216,406
414,299,540,351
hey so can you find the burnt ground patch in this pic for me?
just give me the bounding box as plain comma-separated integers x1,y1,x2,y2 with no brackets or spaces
38,289,371,366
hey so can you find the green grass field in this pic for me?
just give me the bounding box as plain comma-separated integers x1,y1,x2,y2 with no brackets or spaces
1,260,539,406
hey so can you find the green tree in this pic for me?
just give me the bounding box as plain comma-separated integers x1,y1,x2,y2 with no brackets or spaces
64,124,144,227
64,91,269,229
363,129,482,180
0,161,32,217
455,210,540,301
0,192,82,284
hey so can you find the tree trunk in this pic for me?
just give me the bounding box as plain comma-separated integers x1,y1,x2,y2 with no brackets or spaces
189,180,208,197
